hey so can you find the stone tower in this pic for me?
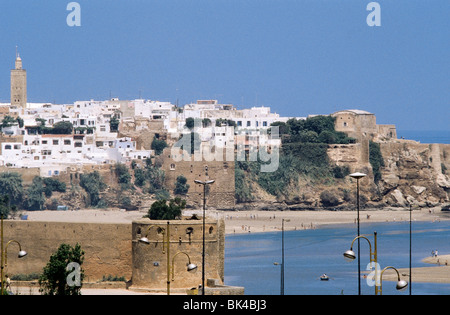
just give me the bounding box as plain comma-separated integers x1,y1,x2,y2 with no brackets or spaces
11,50,27,109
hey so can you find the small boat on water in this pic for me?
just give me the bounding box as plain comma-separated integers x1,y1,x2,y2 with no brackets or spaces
320,274,329,281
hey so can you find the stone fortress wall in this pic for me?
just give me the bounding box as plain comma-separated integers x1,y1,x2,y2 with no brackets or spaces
2,217,225,291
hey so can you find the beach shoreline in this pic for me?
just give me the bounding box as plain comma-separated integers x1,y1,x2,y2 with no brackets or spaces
15,206,448,235
220,207,448,235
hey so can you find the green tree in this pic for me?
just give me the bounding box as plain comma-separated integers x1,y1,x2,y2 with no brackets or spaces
304,115,335,135
235,168,253,203
0,172,24,208
174,175,189,195
115,163,131,189
43,177,66,197
48,121,73,134
79,171,107,207
24,176,45,210
16,116,24,128
299,130,319,143
146,197,186,220
270,121,290,135
39,243,85,295
151,137,168,155
215,118,236,127
369,141,385,183
109,114,120,132
134,168,146,187
202,118,212,128
1,115,18,129
146,167,166,193
318,130,336,144
320,190,340,207
185,117,195,130
0,195,14,219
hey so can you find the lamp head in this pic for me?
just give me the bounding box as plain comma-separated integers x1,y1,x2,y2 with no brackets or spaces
187,263,198,272
349,172,367,179
343,249,356,262
396,280,408,291
18,250,27,258
139,236,150,244
195,179,215,185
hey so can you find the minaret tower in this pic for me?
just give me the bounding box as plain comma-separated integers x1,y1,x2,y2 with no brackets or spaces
11,47,27,109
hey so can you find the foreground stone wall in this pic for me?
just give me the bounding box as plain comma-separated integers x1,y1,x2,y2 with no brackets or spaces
2,221,132,282
2,217,226,291
131,218,225,290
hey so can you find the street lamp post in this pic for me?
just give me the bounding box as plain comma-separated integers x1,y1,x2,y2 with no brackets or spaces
349,172,366,295
377,266,408,295
281,218,290,295
194,179,215,295
139,222,197,295
343,231,378,295
1,214,27,295
343,231,408,295
171,251,198,282
409,203,412,295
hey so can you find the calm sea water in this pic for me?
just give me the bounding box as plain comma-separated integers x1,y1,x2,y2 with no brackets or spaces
224,220,450,295
397,130,450,144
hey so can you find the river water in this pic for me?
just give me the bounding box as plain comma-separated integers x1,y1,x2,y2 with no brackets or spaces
224,220,450,295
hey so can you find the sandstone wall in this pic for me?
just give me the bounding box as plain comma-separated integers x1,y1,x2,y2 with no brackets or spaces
1,221,132,282
160,147,235,210
131,218,225,290
2,218,225,291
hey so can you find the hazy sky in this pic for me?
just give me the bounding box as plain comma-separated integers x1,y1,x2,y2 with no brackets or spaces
0,0,448,131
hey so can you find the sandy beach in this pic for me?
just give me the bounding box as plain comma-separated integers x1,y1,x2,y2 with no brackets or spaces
17,206,447,234
220,207,447,235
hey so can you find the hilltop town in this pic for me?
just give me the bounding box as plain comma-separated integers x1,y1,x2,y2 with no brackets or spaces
1,53,449,213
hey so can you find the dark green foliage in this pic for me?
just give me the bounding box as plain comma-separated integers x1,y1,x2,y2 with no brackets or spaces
320,190,340,207
304,115,335,135
79,171,107,207
151,137,168,155
39,243,85,295
285,116,355,145
101,275,126,282
134,168,146,187
235,168,253,203
0,173,24,209
109,114,120,132
42,121,74,134
23,177,67,210
155,189,170,200
146,197,186,220
185,117,195,129
43,178,67,197
215,118,236,127
369,141,385,183
0,195,15,218
115,163,131,189
257,154,299,197
202,118,212,128
270,121,290,135
174,175,189,195
134,165,165,193
1,115,22,129
332,165,350,179
24,176,46,210
298,130,319,143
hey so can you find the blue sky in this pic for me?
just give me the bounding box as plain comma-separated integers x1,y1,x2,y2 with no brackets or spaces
0,0,448,131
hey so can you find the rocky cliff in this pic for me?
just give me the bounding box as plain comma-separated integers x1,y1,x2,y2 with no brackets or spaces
236,139,450,210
